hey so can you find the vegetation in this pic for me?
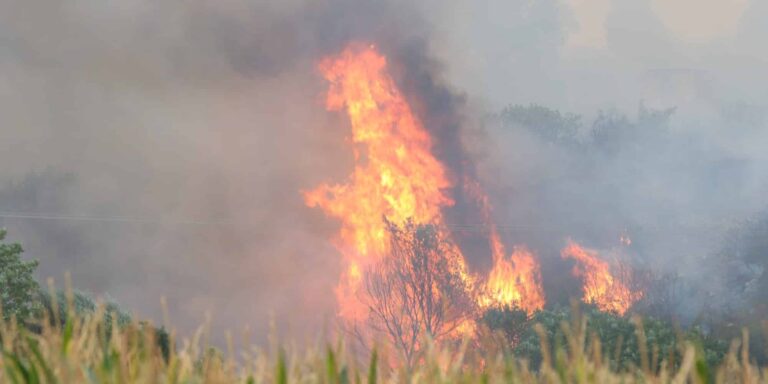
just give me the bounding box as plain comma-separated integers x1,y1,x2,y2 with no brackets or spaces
717,211,768,313
362,221,474,364
0,229,131,328
482,305,727,371
500,102,676,151
0,303,766,383
0,229,173,365
2,203,768,382
0,229,42,323
704,211,768,366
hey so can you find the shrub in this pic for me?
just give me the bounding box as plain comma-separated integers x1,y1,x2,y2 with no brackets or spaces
483,305,727,371
0,229,42,323
481,306,531,348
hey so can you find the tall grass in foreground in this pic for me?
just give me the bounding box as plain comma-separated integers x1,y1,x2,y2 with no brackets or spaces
1,299,767,383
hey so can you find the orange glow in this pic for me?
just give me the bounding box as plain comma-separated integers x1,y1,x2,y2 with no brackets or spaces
304,44,470,323
481,246,546,315
465,181,546,315
306,43,648,337
560,240,642,315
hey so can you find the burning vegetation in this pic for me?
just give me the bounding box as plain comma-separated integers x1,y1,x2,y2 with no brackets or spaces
303,43,471,324
305,43,643,348
561,240,643,315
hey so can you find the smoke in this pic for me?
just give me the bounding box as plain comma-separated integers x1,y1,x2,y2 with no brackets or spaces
0,0,434,340
429,0,768,319
1,0,766,340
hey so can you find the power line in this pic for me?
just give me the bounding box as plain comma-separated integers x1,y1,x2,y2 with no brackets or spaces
0,212,730,231
0,212,227,226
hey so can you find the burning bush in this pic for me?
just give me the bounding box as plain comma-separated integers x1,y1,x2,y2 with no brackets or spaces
363,220,475,363
561,240,643,315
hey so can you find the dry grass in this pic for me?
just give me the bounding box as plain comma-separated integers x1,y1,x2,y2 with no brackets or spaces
1,298,767,383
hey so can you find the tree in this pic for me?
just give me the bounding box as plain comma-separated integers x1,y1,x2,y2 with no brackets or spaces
363,220,475,364
0,229,41,322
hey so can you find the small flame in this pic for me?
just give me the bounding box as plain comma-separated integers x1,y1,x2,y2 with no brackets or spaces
465,180,546,315
481,245,546,315
561,240,642,315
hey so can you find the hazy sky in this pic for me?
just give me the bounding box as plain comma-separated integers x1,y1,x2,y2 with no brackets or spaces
424,0,766,114
567,0,750,47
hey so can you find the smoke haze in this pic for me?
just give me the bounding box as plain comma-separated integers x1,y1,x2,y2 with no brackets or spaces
1,0,766,339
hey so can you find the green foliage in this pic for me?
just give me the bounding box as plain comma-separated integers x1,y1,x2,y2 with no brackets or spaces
0,229,42,323
481,306,530,348
483,305,727,371
153,325,171,362
0,230,150,359
506,306,569,368
38,289,132,329
368,349,378,384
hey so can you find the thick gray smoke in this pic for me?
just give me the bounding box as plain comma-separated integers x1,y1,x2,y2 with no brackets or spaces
1,0,766,341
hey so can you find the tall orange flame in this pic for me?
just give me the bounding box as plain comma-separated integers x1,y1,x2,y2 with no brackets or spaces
305,43,549,332
560,240,642,315
306,43,651,335
304,44,470,321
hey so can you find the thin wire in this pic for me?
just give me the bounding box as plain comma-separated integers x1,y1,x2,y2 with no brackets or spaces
0,211,728,231
0,212,227,226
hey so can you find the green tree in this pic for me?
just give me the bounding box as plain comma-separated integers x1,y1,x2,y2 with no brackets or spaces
0,229,42,322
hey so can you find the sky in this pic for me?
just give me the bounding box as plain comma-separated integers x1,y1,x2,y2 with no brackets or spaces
0,0,766,341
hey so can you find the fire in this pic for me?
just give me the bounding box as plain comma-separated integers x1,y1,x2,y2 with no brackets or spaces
466,181,545,315
305,42,648,342
305,42,647,339
481,246,546,315
304,44,469,322
560,240,642,315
